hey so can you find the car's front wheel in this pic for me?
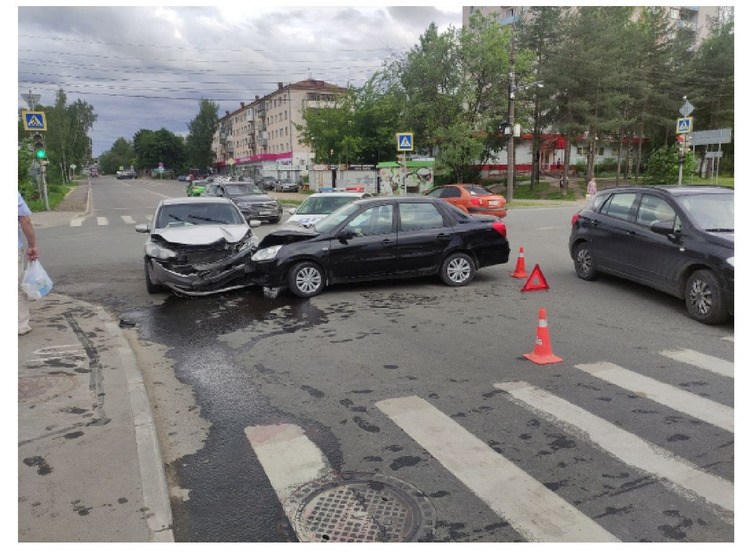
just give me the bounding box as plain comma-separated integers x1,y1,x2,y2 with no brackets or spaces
288,261,325,297
144,259,167,294
685,269,729,324
440,252,476,286
572,242,598,280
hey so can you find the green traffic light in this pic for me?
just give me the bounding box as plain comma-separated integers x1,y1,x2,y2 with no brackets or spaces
35,148,46,158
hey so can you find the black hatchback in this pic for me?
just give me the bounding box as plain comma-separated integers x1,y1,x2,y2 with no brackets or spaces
569,185,733,324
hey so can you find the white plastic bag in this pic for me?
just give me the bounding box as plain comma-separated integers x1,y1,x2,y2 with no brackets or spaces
22,260,54,300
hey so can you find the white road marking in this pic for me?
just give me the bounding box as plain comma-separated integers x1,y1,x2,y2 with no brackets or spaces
575,361,733,432
70,217,84,226
121,215,135,224
375,395,619,542
96,216,109,226
245,423,333,502
494,381,734,514
659,349,733,378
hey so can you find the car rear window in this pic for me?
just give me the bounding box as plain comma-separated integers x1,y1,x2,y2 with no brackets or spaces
463,186,491,196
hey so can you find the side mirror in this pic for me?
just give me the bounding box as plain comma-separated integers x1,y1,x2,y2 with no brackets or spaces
288,208,297,215
249,219,262,228
337,229,354,242
135,223,150,233
650,220,675,235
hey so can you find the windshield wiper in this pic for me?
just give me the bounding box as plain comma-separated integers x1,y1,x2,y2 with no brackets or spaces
705,228,734,232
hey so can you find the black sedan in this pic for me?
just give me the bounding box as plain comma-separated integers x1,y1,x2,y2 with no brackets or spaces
213,181,282,224
251,196,510,297
569,185,733,324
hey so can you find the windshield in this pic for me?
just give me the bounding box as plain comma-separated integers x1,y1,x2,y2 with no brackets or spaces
156,203,244,228
677,192,734,231
313,202,362,234
296,196,357,216
225,184,262,196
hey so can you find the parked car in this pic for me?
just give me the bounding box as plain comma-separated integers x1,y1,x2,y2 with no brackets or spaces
278,179,299,193
257,176,279,191
251,197,510,298
569,185,734,324
186,179,210,197
135,197,261,296
117,170,137,180
285,192,372,227
214,181,282,223
424,184,507,218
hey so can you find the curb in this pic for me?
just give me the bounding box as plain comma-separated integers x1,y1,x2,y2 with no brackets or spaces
99,306,174,541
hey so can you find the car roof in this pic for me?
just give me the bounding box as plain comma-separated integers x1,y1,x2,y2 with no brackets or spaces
160,197,234,206
306,192,368,198
599,185,733,197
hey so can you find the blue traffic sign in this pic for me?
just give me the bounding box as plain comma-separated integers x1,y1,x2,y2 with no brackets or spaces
397,132,413,152
676,117,692,134
22,110,47,131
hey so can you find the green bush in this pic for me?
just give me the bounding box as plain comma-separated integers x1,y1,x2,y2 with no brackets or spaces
643,145,696,184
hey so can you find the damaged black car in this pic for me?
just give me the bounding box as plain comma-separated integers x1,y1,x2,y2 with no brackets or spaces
136,197,261,296
251,196,510,298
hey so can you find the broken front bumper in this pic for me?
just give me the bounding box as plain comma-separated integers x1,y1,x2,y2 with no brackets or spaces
151,249,256,296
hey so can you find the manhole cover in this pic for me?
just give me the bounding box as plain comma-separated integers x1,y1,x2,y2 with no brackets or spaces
292,472,435,542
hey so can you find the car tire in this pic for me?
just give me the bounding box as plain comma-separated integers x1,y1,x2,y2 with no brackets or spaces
572,242,598,280
440,252,476,286
685,269,729,325
144,259,166,294
288,261,325,297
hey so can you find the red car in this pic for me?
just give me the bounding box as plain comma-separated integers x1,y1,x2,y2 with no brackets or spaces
425,184,507,218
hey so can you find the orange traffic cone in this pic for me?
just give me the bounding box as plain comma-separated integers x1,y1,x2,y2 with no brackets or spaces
523,307,563,365
511,247,528,278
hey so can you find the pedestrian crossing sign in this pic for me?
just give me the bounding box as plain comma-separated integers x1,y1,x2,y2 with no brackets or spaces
397,132,413,152
676,117,692,134
22,110,47,131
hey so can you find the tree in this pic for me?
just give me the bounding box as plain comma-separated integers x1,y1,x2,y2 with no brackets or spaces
518,7,564,190
133,128,186,171
186,99,219,172
20,87,97,184
97,137,136,175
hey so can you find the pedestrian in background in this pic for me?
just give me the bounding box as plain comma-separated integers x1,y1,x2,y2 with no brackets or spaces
586,177,597,199
18,191,39,335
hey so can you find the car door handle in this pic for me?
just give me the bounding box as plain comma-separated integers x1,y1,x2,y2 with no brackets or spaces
436,233,449,240
381,238,395,246
625,230,636,235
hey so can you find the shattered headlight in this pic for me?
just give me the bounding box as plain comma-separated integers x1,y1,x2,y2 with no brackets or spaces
145,240,176,260
251,245,283,262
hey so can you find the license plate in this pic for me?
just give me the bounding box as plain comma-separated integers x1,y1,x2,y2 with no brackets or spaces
260,211,271,216
488,200,501,207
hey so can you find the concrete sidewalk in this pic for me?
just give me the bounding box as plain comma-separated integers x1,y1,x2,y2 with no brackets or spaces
17,292,173,542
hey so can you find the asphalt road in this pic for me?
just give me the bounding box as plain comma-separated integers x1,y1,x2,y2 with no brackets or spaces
35,176,735,542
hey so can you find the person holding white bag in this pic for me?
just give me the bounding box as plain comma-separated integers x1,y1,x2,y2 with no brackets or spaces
18,191,39,335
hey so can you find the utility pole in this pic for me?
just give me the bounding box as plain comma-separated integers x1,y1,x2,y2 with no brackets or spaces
506,25,516,204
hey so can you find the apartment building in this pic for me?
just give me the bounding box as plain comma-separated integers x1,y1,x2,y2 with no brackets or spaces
462,5,723,46
212,79,345,181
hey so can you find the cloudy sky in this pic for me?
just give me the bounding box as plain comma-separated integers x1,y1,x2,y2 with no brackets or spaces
17,3,465,157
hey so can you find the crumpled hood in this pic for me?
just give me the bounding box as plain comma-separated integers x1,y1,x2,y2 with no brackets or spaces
258,223,320,247
154,224,250,245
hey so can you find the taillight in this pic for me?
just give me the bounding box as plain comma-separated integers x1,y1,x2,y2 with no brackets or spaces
571,213,579,227
492,222,507,236
470,198,484,206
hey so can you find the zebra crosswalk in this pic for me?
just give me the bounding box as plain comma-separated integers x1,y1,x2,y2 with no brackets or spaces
245,346,733,542
70,214,152,227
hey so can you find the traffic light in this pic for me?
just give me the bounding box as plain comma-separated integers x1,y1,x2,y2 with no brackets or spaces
32,133,46,159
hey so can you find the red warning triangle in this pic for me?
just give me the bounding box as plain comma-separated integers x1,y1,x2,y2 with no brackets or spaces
521,264,549,292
